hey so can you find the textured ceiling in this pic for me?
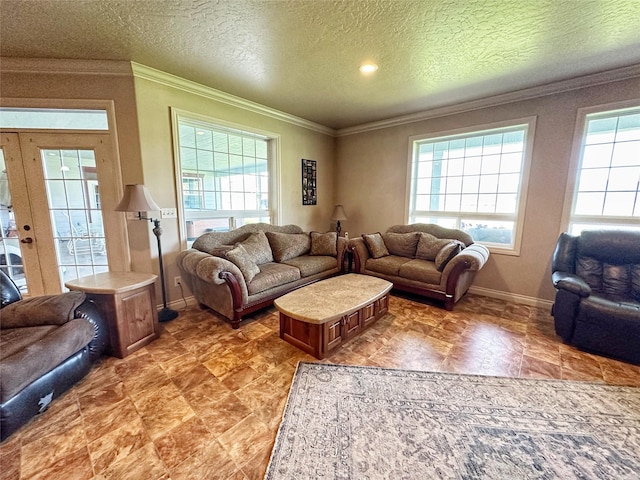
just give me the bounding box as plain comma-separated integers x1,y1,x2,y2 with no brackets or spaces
1,0,640,129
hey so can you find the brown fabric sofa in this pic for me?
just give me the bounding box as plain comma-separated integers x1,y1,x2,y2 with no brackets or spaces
349,224,490,310
1,270,108,441
176,223,346,328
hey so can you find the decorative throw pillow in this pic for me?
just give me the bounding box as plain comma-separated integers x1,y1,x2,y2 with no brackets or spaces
310,231,337,257
240,231,273,265
382,232,420,258
207,245,234,259
226,244,260,283
265,231,311,262
362,232,390,259
434,241,464,271
416,233,450,261
0,291,86,328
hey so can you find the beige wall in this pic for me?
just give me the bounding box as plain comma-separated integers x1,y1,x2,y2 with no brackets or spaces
0,62,335,307
0,62,143,183
0,61,153,280
335,76,640,304
133,76,336,305
3,59,638,307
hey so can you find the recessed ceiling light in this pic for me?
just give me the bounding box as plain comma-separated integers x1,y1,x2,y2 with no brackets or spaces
359,63,379,74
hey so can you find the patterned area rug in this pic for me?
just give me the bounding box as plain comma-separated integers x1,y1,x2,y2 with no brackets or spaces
265,362,640,479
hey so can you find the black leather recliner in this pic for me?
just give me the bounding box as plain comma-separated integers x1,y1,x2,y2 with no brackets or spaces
0,271,109,441
551,230,640,365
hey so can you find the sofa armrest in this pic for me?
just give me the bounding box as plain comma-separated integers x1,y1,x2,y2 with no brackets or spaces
444,243,490,273
348,238,370,272
177,249,244,286
337,236,348,269
176,248,249,308
552,271,592,298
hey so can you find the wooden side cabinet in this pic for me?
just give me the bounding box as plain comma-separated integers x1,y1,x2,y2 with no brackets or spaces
66,272,159,358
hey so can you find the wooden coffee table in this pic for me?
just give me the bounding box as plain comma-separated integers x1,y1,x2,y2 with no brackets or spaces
275,274,392,359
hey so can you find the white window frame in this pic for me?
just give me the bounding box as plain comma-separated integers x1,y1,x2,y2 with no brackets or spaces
406,117,536,255
171,108,280,246
561,100,640,235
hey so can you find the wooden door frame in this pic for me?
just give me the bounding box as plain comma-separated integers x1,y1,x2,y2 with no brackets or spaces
0,98,130,295
17,132,130,293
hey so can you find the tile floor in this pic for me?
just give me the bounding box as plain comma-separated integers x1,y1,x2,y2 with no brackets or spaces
1,293,639,480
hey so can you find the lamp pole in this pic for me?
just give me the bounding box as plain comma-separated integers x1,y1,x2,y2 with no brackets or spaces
149,217,178,322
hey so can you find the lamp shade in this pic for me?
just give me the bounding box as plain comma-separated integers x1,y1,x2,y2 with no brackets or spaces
330,204,348,221
115,184,161,212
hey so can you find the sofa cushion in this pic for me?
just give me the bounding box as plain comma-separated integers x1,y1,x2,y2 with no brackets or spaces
192,233,222,256
416,233,450,261
366,255,411,276
633,265,640,301
362,233,389,259
240,231,274,265
435,241,464,271
0,318,95,403
310,231,337,257
0,325,57,360
283,255,337,277
266,232,311,262
0,291,86,328
226,244,260,283
602,263,631,297
248,263,301,295
398,259,442,284
383,232,420,258
576,256,603,292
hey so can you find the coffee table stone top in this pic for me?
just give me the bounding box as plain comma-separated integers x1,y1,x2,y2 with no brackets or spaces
274,273,392,324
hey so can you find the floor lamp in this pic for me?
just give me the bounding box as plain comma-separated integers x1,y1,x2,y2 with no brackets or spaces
116,184,179,322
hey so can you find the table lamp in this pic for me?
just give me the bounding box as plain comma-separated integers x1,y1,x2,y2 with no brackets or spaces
331,204,348,236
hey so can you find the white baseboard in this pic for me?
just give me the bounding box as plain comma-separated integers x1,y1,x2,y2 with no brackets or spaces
468,286,554,311
162,289,554,315
159,296,199,312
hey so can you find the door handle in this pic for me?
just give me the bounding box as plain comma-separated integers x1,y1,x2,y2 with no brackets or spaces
21,237,33,244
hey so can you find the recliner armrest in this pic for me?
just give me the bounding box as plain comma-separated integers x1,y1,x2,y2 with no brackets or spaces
74,299,109,362
552,271,591,298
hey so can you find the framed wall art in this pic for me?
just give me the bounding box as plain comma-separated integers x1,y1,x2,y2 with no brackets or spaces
302,159,317,205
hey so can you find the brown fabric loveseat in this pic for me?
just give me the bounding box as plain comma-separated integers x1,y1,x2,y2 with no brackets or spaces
349,224,490,310
177,223,346,328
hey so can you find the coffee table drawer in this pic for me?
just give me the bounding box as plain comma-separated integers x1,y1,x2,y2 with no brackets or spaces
325,318,343,352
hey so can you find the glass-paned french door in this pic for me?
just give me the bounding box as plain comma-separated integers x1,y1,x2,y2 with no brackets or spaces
0,132,129,295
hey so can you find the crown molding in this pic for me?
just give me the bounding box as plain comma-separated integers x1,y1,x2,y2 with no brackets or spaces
0,57,132,76
337,64,640,137
131,62,335,136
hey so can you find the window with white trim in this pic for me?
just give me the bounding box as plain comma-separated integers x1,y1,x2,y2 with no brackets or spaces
408,118,535,254
174,115,274,242
566,105,640,234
